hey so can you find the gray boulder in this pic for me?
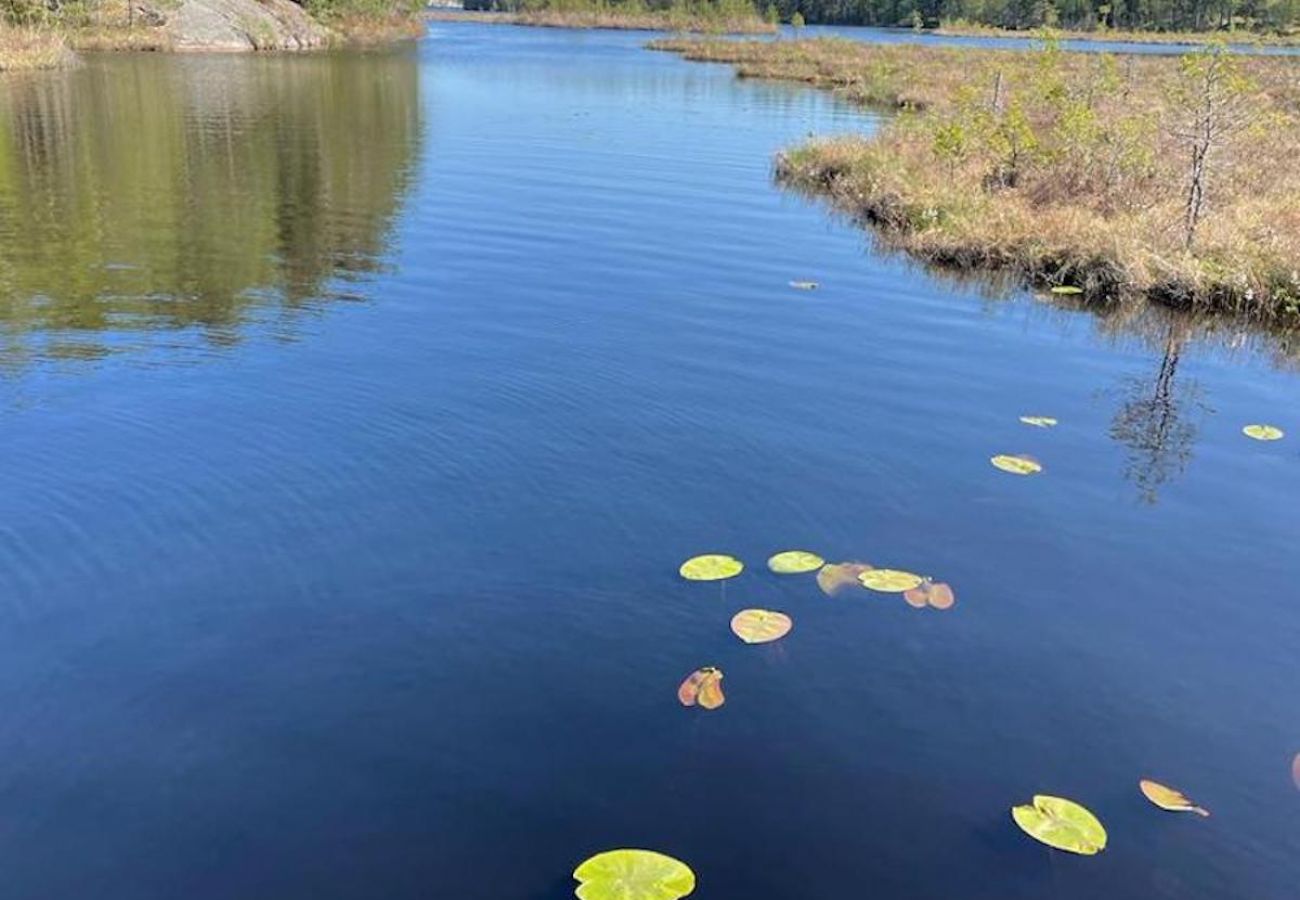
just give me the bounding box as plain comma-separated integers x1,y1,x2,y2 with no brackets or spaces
167,0,332,51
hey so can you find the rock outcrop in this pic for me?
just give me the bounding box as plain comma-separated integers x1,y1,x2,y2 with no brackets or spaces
165,0,332,51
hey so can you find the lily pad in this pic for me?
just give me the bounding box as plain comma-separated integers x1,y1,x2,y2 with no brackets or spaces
767,550,825,574
991,454,1043,475
677,667,725,709
903,579,956,610
730,609,793,644
789,280,819,290
1011,795,1107,855
816,561,873,596
1139,779,1209,817
679,555,743,581
573,849,696,900
1019,416,1058,428
858,568,924,592
1050,285,1084,295
1243,424,1284,441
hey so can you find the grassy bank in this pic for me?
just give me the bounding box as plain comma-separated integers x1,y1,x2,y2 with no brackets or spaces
653,36,1300,320
0,25,77,70
306,0,427,43
935,20,1300,47
430,0,775,34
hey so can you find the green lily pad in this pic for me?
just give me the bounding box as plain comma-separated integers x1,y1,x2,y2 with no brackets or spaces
1011,795,1107,855
858,568,924,592
573,849,696,900
1243,424,1284,441
991,454,1043,475
679,554,743,581
767,550,825,574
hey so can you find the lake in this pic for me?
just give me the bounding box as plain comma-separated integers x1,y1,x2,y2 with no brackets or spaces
0,21,1298,900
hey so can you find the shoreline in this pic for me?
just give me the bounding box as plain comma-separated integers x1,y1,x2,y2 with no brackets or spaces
425,8,775,34
653,37,1300,322
1,3,424,71
933,21,1300,47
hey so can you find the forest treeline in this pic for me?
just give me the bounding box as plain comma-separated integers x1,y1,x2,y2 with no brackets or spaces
493,0,1300,32
781,0,1300,32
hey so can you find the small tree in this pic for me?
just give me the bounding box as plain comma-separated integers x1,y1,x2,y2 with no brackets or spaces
932,119,970,178
790,9,804,30
1168,45,1256,251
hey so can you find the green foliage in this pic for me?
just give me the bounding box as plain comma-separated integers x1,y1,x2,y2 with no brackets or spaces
931,119,970,174
790,9,804,26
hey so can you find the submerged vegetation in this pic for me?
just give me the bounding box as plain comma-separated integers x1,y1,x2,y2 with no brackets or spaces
654,36,1300,320
434,0,775,33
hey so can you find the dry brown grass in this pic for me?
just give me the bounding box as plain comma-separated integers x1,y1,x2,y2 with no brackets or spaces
428,8,775,34
330,12,426,44
653,37,1300,320
0,25,78,71
67,25,171,51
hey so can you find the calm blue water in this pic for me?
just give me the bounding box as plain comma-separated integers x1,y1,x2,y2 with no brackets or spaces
0,22,1298,899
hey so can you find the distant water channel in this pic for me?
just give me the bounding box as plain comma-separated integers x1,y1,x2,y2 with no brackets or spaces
0,23,1297,900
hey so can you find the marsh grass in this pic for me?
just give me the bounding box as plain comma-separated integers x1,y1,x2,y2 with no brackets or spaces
0,25,77,70
653,36,1300,320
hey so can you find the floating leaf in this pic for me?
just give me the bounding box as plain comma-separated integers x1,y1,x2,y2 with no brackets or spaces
1011,795,1107,856
767,550,825,574
789,280,819,290
1139,779,1209,817
1243,424,1284,441
858,568,924,592
677,667,724,709
816,561,873,596
903,579,956,610
678,555,743,581
1019,416,1058,428
573,849,696,900
730,608,793,644
1050,285,1084,295
991,454,1043,475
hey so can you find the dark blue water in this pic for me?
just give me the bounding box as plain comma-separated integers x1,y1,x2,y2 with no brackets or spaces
1,22,1298,899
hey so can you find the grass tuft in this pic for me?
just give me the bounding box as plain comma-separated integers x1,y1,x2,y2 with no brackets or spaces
0,25,78,71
